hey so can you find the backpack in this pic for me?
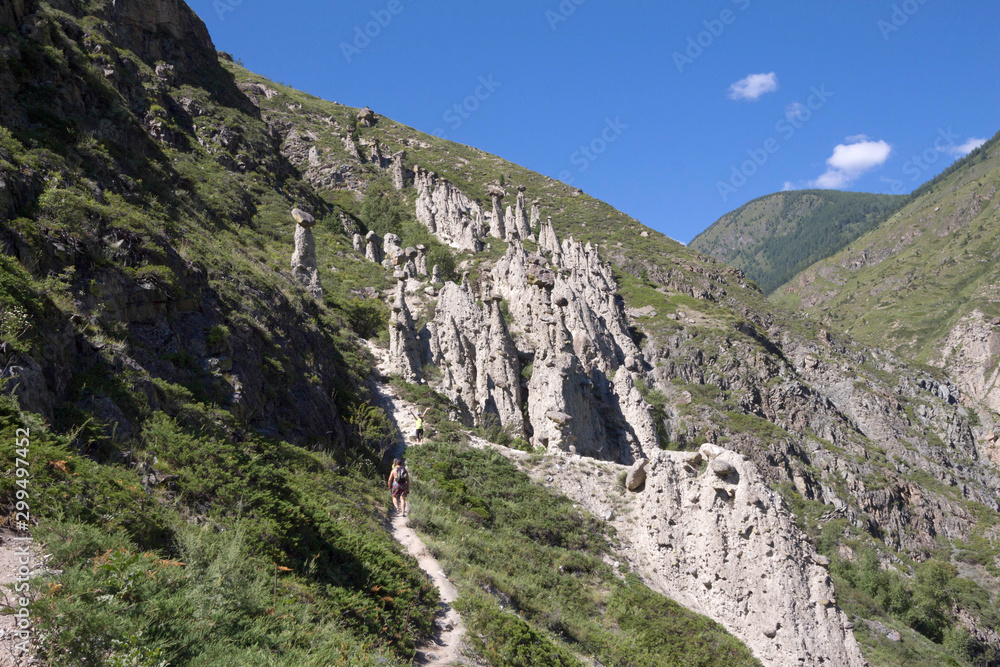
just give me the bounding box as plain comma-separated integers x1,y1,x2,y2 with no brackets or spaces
397,467,408,486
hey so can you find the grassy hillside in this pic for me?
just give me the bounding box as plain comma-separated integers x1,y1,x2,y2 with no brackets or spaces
772,130,1000,363
690,190,907,295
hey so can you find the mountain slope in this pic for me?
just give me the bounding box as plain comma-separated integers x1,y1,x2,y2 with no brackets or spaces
1,0,1000,665
773,131,1000,413
690,190,907,295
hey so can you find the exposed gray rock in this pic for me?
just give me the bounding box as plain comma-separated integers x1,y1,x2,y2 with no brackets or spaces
414,166,485,252
431,264,442,284
365,230,384,264
388,277,421,382
357,106,377,127
534,448,867,667
490,236,653,462
486,184,507,240
290,208,321,298
415,245,429,276
626,458,647,490
424,283,523,430
512,186,532,240
711,458,738,477
391,150,406,190
352,233,364,253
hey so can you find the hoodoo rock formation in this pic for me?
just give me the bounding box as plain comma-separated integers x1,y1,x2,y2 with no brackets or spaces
414,167,485,252
486,183,507,240
388,275,422,382
425,284,523,430
290,208,322,298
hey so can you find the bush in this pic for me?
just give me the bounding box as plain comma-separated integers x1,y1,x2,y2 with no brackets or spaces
361,177,405,238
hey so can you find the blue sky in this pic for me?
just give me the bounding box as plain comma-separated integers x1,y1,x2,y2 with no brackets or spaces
189,0,1000,244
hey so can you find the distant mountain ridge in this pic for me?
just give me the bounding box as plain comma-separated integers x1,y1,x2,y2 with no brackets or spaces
773,129,1000,412
690,190,907,294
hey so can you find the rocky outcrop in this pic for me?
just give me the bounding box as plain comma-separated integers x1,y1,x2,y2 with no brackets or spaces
365,231,384,264
357,106,377,127
486,184,506,240
424,284,523,430
414,167,485,252
388,276,421,382
290,208,322,298
391,151,406,190
531,445,867,667
415,244,428,276
932,309,1000,414
512,186,532,240
490,235,654,462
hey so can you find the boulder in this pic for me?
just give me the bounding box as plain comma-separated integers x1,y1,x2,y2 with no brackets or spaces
626,458,648,491
710,458,737,478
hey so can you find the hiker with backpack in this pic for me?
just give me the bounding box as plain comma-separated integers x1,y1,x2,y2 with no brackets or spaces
388,458,410,516
409,408,430,444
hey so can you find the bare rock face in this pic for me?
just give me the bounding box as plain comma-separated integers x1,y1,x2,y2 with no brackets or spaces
530,199,541,231
630,448,865,667
290,208,322,298
391,150,407,190
486,184,507,240
932,309,1000,414
538,217,561,256
490,236,654,462
388,277,421,382
414,167,485,252
424,284,523,430
431,264,442,284
512,186,532,240
533,448,867,667
382,232,404,270
352,233,364,253
415,244,429,276
365,231,384,264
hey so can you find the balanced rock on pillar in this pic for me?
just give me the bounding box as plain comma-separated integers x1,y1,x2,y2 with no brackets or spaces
290,208,322,298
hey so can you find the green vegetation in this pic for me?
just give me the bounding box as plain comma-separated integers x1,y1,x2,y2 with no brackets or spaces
407,440,762,667
691,190,908,295
771,130,1000,366
826,546,1000,666
0,394,435,666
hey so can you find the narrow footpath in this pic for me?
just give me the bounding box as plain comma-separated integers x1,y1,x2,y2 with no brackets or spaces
368,344,466,666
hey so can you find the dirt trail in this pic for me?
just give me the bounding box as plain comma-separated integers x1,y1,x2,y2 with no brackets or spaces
368,343,466,666
0,532,37,666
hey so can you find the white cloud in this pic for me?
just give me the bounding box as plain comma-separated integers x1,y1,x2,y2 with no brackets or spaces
782,181,796,191
728,72,778,101
808,137,892,189
946,137,987,156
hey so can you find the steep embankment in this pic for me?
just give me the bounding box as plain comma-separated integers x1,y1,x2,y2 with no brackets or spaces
690,190,907,295
773,131,1000,414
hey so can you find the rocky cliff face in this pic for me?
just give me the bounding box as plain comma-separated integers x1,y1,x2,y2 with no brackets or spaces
523,444,867,667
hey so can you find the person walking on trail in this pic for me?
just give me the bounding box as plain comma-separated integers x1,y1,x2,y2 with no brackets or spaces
388,458,410,516
410,408,430,444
